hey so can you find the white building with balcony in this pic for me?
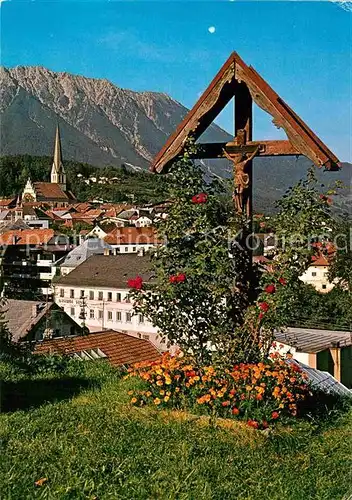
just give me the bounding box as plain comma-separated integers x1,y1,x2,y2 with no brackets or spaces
54,254,167,351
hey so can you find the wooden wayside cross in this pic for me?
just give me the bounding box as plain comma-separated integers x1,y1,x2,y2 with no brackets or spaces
151,52,340,218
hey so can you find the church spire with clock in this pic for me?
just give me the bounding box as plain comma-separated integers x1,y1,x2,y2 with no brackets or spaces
50,124,66,191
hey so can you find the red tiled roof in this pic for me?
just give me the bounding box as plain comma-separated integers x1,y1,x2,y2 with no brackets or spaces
33,182,73,201
34,330,161,366
0,229,54,246
0,198,16,207
104,226,162,245
311,255,330,266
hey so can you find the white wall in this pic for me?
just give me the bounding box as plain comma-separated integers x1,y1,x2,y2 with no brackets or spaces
300,265,334,293
54,284,167,351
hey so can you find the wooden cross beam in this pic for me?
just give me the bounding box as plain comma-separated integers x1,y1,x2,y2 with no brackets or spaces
190,139,300,160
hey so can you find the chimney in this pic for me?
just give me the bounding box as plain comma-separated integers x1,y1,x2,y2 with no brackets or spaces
32,304,39,317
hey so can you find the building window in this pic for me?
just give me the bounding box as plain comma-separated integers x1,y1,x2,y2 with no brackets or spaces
133,247,136,252
142,334,150,340
312,272,317,277
116,311,122,321
107,311,113,321
322,284,327,290
116,247,120,253
107,292,112,302
139,314,144,324
89,290,94,300
89,309,95,319
80,290,85,298
70,307,75,316
98,310,103,319
70,289,74,298
125,247,128,252
60,288,64,297
125,295,131,303
98,291,103,301
116,292,122,302
126,312,132,323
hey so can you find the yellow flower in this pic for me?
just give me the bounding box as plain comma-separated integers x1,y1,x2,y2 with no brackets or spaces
156,380,163,386
128,390,134,396
131,397,137,404
146,391,152,397
164,396,170,402
159,390,165,396
165,378,172,385
154,398,161,405
175,387,180,393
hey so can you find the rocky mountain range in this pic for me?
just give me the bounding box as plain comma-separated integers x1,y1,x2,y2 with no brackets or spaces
0,65,350,210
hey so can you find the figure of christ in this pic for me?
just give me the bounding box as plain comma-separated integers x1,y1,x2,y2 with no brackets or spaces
223,147,259,214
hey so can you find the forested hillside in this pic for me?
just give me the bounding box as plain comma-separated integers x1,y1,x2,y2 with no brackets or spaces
0,155,173,205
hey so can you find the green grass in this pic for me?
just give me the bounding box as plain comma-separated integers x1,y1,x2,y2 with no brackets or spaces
1,360,351,500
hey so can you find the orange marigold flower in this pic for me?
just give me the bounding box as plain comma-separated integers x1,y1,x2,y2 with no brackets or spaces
232,407,240,415
154,398,161,405
130,397,137,404
271,411,280,419
222,401,231,407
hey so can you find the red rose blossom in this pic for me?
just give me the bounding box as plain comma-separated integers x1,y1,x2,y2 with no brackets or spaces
232,407,240,415
271,411,280,420
191,193,208,204
279,277,287,286
262,420,269,429
265,284,276,294
127,276,143,290
259,302,270,312
170,273,186,284
247,419,259,429
258,312,264,321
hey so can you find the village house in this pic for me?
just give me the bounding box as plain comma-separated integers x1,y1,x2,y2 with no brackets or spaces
274,327,352,388
104,226,161,254
299,254,335,293
54,238,112,276
54,254,167,350
1,299,83,342
0,228,73,298
33,329,160,366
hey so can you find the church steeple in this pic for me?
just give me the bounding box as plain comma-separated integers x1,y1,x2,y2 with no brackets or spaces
51,125,66,190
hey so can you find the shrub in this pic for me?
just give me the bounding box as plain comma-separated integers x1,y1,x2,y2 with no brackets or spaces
126,352,310,429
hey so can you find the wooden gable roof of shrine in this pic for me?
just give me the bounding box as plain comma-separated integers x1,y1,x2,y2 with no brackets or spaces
151,52,340,173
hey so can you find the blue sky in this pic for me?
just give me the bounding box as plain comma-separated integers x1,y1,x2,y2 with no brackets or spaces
1,1,351,161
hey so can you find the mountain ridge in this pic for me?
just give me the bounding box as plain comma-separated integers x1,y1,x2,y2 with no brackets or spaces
0,65,350,212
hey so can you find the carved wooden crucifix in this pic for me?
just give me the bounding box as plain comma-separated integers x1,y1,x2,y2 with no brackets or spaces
151,52,340,218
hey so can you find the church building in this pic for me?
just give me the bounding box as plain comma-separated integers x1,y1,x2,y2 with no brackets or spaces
22,126,76,208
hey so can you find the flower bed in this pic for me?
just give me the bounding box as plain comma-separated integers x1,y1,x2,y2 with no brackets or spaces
127,352,310,429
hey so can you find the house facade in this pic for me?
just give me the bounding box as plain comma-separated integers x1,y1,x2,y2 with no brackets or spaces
54,254,167,350
299,255,335,293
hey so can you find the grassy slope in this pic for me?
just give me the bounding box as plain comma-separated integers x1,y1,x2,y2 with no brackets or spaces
1,361,351,500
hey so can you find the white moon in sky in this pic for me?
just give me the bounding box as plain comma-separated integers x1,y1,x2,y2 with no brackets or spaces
208,26,216,34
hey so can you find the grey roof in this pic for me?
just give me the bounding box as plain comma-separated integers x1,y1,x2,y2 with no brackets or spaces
0,219,31,233
275,327,352,353
1,299,51,342
55,238,112,269
55,254,154,289
291,360,351,398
